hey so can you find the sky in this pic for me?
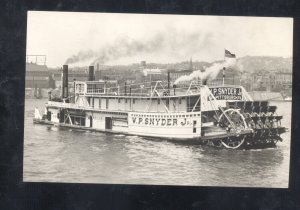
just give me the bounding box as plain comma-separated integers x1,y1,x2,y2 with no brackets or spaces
26,11,293,68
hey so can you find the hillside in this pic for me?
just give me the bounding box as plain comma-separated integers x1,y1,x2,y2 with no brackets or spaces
236,56,292,73
49,56,293,74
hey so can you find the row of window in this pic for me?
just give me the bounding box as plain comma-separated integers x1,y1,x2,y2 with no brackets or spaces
118,98,136,104
90,97,183,107
116,98,182,104
93,111,127,116
131,114,201,118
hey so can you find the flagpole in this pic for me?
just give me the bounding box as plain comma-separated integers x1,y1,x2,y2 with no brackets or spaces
223,49,225,86
222,67,225,86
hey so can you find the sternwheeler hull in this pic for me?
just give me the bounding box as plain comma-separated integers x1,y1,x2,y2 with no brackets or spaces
32,64,287,149
34,116,283,150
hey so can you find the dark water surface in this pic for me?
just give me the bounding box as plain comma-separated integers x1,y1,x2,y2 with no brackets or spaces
23,99,291,187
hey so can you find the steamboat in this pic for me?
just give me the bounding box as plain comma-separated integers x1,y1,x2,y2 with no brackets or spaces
33,65,287,149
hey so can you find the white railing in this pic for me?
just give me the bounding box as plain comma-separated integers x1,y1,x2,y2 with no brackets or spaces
47,101,81,109
46,100,200,113
77,80,203,98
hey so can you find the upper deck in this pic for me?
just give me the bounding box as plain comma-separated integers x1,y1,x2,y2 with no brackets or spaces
74,80,252,100
46,80,252,113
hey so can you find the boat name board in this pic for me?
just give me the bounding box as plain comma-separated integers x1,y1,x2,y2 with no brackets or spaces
131,116,196,126
209,87,242,100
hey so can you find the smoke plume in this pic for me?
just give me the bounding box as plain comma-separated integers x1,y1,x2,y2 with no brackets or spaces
64,28,214,66
174,58,236,84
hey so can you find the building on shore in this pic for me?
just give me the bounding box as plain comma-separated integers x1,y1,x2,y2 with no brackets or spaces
26,63,55,89
26,55,292,97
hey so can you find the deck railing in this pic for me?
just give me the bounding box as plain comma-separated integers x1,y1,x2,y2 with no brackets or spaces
81,81,203,98
46,100,198,113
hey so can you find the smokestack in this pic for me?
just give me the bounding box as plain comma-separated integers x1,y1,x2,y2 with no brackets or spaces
173,84,176,95
48,90,52,101
88,66,95,81
62,65,68,98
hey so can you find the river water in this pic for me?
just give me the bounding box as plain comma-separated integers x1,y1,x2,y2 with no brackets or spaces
23,99,291,188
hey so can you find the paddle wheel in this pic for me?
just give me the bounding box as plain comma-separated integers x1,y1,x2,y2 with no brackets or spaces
217,109,248,149
226,101,287,149
200,100,287,149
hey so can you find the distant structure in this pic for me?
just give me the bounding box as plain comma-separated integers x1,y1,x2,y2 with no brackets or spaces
26,55,47,66
168,69,193,85
25,55,56,98
141,61,146,68
26,61,52,89
25,55,292,98
189,57,193,71
208,68,292,93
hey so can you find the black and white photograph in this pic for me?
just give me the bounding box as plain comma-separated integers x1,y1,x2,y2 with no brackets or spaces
24,11,293,188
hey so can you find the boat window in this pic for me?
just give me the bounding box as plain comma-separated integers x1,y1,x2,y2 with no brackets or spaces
158,99,160,104
193,128,196,133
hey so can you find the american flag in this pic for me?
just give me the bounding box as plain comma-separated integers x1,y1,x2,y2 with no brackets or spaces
225,49,236,58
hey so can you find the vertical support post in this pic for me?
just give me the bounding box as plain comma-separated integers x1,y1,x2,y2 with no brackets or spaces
222,67,225,86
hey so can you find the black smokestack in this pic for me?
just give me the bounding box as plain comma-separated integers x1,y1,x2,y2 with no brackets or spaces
88,66,95,81
62,65,68,98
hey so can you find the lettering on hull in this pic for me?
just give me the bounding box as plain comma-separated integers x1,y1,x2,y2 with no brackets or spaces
131,116,193,126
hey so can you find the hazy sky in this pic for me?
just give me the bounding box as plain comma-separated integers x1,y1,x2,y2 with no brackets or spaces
27,11,293,68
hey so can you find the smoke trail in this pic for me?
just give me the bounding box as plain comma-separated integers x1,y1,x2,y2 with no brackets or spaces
64,28,214,66
174,58,236,84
